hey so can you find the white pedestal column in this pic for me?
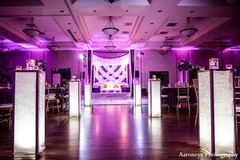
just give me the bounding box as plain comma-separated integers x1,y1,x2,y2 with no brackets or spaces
198,70,237,155
84,83,92,106
148,80,161,118
69,81,81,117
134,83,142,106
14,70,45,157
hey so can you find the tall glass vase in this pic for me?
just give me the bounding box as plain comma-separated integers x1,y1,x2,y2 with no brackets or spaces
183,70,186,86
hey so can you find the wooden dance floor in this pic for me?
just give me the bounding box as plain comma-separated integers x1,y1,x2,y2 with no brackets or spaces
0,97,239,159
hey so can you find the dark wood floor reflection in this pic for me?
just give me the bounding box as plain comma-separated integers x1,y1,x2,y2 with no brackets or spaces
0,105,239,160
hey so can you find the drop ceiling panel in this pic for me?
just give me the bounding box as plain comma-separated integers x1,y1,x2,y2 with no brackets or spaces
178,0,228,6
83,16,137,41
73,0,151,6
0,0,240,51
0,0,44,7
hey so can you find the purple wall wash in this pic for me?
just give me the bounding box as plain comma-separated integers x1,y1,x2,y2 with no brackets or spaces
0,50,87,84
224,50,240,68
176,50,221,83
176,50,189,83
188,50,221,67
0,51,37,84
1,49,240,87
135,50,177,88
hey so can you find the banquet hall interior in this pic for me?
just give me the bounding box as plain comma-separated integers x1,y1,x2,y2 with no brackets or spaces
1,0,240,159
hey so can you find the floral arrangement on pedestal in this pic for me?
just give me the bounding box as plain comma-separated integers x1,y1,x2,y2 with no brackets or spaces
177,59,192,71
35,60,47,71
177,59,192,84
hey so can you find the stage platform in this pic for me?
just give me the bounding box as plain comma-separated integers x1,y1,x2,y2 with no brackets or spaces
91,92,148,105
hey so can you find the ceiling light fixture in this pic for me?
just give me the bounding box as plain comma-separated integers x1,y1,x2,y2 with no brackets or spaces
161,37,173,51
180,17,198,37
102,16,119,36
47,37,59,51
23,17,41,38
104,35,116,51
215,37,228,51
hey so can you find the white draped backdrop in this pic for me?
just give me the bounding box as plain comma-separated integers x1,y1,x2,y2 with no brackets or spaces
92,53,131,88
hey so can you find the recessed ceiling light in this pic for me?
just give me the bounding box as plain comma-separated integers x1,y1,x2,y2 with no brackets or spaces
159,31,168,34
122,31,130,34
158,10,162,12
104,0,120,4
124,22,133,26
167,23,177,27
60,10,64,13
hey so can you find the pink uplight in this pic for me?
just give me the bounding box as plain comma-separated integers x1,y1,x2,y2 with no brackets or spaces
18,43,39,49
175,46,200,50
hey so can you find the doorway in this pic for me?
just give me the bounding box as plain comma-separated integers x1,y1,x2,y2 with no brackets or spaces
149,71,169,87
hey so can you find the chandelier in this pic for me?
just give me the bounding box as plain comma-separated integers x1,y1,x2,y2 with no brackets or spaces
215,37,228,51
22,17,41,38
47,37,59,51
102,16,119,36
0,38,9,52
104,35,116,50
180,17,198,37
161,37,173,51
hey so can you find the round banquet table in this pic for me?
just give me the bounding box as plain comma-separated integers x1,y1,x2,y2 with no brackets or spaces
161,87,196,107
0,88,13,104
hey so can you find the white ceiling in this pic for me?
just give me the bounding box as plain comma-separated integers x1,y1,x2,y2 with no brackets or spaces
0,0,240,52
